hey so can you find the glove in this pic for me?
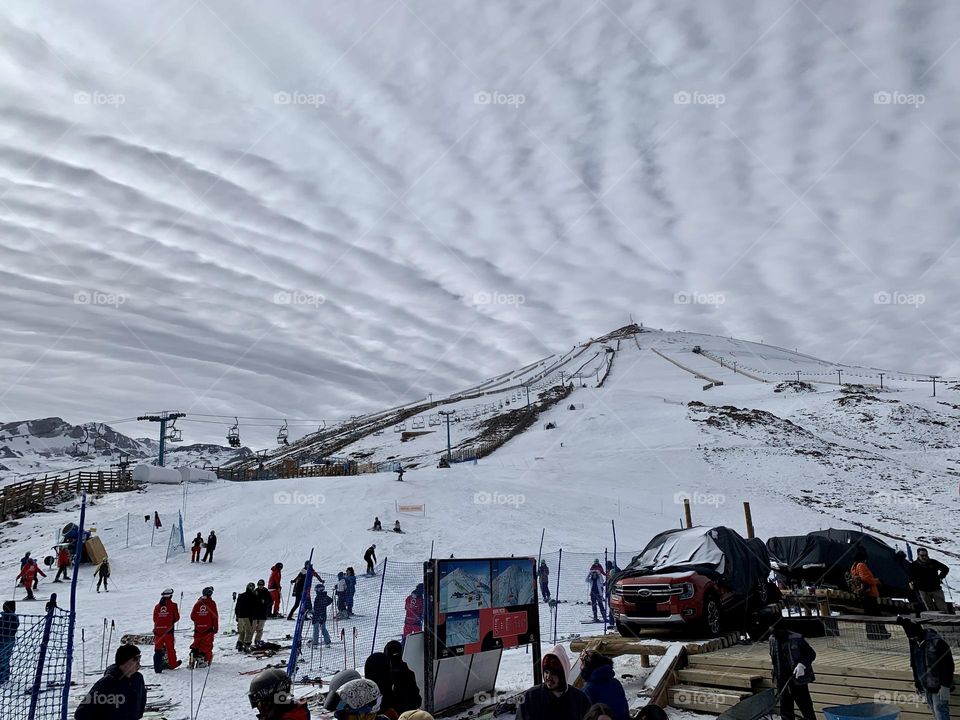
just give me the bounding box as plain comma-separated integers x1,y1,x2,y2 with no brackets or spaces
793,664,806,680
915,684,923,695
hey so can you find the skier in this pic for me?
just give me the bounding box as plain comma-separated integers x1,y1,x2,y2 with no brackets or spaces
247,667,311,720
396,465,405,482
16,558,46,600
345,567,357,617
538,561,551,603
202,530,217,563
235,582,259,652
312,584,333,647
268,563,284,617
152,588,181,673
393,521,403,534
402,584,424,639
19,551,31,569
372,517,382,531
190,532,203,563
335,572,348,619
53,545,71,583
74,645,147,720
154,511,162,529
288,563,322,621
189,586,219,667
364,545,377,576
586,560,606,624
95,556,111,593
253,579,271,645
0,600,18,685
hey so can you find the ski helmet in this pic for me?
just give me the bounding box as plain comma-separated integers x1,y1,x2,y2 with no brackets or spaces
247,667,292,708
336,678,380,711
322,669,361,710
276,562,283,570
160,588,174,598
202,586,214,597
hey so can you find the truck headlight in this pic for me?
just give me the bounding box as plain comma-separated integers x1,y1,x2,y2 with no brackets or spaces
678,583,695,600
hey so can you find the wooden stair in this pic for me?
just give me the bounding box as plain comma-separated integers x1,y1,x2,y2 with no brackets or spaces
668,684,751,713
677,667,764,690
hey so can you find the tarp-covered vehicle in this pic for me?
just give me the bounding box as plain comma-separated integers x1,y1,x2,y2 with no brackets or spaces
766,528,911,599
610,526,772,637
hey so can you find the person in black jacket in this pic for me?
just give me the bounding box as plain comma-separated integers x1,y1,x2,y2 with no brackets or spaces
385,640,422,714
75,644,146,720
0,600,18,685
899,617,955,720
201,531,216,563
911,548,951,613
253,579,271,647
769,625,817,720
516,649,590,720
235,583,258,652
190,533,203,563
287,563,322,620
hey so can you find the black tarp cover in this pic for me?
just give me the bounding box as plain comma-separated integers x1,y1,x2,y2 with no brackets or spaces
766,528,911,597
621,526,767,596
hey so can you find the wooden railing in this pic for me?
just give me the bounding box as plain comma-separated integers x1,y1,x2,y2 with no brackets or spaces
0,470,136,518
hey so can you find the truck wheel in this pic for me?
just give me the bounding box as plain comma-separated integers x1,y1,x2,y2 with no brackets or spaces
702,596,722,636
616,620,635,639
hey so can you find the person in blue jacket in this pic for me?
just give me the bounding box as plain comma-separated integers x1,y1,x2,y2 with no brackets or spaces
312,584,333,647
345,567,357,618
769,624,817,720
0,600,19,685
579,650,629,720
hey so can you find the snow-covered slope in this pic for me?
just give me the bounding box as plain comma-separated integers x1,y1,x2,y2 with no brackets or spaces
1,325,958,718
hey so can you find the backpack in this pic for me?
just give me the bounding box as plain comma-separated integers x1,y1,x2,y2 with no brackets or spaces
846,564,865,596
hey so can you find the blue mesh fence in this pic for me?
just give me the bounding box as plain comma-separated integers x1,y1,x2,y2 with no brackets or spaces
0,605,71,720
285,547,643,679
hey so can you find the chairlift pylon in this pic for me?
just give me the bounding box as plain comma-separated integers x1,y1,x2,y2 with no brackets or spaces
227,417,241,448
277,420,289,446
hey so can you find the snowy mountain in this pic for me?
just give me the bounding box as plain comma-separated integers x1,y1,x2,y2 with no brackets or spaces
0,417,251,481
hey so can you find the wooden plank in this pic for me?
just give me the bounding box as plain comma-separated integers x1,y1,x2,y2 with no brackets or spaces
676,668,762,689
644,643,685,708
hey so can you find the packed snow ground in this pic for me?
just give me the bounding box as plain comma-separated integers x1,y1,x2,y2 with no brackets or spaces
1,329,958,718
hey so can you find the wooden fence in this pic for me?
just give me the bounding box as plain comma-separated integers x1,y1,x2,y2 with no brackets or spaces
0,470,136,519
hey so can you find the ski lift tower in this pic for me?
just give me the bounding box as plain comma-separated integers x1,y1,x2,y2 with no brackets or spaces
137,411,186,467
438,410,456,462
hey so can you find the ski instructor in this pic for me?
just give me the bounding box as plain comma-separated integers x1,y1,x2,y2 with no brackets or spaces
152,588,181,673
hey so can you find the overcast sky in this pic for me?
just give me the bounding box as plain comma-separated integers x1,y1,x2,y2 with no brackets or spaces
1,0,958,446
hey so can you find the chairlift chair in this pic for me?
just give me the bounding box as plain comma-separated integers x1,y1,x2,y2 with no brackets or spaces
277,420,289,446
428,414,441,427
412,417,425,430
227,417,241,448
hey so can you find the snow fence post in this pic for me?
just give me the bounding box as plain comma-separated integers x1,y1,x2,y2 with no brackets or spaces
371,557,387,654
29,601,57,720
61,492,87,720
611,520,617,569
553,549,562,645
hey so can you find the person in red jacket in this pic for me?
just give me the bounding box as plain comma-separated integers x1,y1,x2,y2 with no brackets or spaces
402,583,424,640
268,563,283,618
16,559,46,600
153,588,182,673
53,546,71,583
190,586,219,667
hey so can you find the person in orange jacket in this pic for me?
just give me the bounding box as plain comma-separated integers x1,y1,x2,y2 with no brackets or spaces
53,546,71,583
16,559,46,601
268,563,283,617
851,549,881,609
153,588,182,673
189,586,219,667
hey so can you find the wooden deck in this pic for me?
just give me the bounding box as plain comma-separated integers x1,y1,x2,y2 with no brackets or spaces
675,635,958,720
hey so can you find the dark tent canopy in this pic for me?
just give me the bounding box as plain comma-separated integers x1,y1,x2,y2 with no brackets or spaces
766,528,911,598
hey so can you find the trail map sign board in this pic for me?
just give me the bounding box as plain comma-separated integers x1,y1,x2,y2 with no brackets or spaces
424,556,541,713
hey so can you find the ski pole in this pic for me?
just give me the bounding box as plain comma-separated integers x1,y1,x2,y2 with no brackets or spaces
100,618,107,671
194,660,213,719
341,628,346,668
190,661,195,720
352,626,357,669
81,628,86,685
105,619,115,663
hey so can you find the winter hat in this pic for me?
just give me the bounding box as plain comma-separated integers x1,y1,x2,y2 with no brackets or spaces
202,586,214,597
323,669,361,710
336,678,381,711
257,579,266,587
246,583,255,592
2,601,14,613
161,588,174,597
398,712,434,720
580,650,613,679
364,652,391,699
115,644,141,666
413,583,424,596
